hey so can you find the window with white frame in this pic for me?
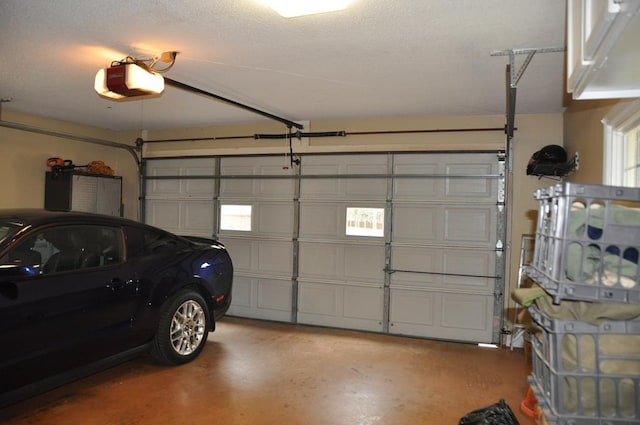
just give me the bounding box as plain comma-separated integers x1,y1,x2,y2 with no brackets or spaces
603,99,640,188
345,207,384,237
220,204,252,231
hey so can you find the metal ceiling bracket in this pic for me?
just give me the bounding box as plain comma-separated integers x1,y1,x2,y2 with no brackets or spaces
491,46,564,138
491,47,565,88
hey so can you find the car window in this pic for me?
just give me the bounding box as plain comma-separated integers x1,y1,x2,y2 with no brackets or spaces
0,222,23,246
0,225,124,275
0,233,43,271
125,226,190,258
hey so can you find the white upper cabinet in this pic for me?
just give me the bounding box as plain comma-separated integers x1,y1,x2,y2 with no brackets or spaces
567,0,640,99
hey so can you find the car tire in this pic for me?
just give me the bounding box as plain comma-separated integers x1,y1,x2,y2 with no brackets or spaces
151,289,211,365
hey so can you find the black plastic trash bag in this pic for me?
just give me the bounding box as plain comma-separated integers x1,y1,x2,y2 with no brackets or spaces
458,399,520,425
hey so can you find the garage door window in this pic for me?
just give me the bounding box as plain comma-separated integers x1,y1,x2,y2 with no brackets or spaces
220,204,252,231
346,207,384,237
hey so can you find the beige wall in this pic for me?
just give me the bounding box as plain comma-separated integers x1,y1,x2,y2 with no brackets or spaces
0,110,140,219
563,98,620,184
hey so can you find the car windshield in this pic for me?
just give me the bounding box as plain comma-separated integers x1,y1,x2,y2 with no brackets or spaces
0,221,23,246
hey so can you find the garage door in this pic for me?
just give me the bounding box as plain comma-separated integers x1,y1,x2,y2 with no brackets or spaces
297,154,387,333
216,156,295,322
388,153,501,342
143,151,505,343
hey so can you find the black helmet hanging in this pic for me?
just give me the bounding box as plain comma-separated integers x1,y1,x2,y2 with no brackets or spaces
532,145,567,163
526,145,570,176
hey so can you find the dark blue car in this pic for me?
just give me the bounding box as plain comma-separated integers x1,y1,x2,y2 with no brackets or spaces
0,209,233,406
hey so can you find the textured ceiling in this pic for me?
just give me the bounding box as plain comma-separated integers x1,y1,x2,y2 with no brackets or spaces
0,0,567,132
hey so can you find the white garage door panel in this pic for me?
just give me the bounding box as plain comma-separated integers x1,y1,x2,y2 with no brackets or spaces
258,179,295,197
182,202,215,235
146,159,215,197
446,178,492,198
298,282,336,315
221,238,292,276
147,158,214,172
298,242,385,282
393,204,496,247
219,168,254,195
301,154,387,199
442,250,495,288
444,207,494,243
297,282,383,331
145,200,214,236
230,276,251,308
441,294,491,330
300,166,341,197
255,203,294,236
298,243,336,279
299,203,343,239
147,200,180,231
393,154,497,201
257,241,293,274
221,238,252,271
343,285,383,320
391,247,495,291
301,177,386,200
147,168,181,195
389,289,493,342
220,158,295,197
389,289,435,325
345,177,386,199
393,166,440,199
222,167,294,197
183,171,216,196
259,170,295,196
392,206,438,242
227,276,292,322
344,246,385,281
303,154,387,173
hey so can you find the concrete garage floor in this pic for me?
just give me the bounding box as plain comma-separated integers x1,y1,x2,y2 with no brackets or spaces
0,317,535,425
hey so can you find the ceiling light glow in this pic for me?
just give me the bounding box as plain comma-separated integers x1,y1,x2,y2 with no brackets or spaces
264,0,349,18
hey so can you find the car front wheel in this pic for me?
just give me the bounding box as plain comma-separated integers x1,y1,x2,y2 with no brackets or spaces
151,290,211,365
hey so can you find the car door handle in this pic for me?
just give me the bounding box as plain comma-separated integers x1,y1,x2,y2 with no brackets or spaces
106,278,133,291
